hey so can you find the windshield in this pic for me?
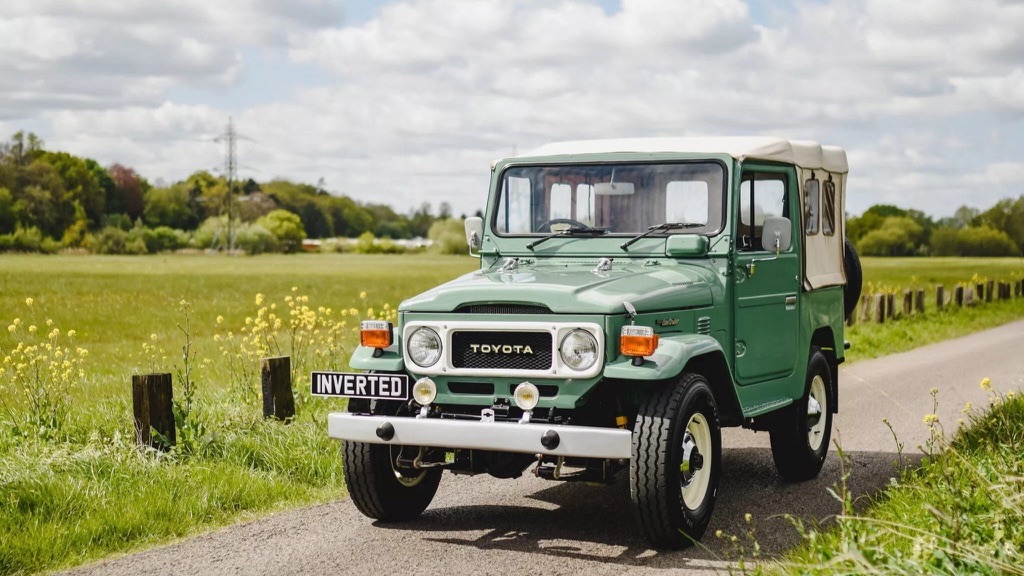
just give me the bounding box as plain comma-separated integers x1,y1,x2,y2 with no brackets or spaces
494,162,726,235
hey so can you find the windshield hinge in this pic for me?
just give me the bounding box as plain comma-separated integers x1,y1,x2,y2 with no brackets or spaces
500,257,519,272
593,257,613,274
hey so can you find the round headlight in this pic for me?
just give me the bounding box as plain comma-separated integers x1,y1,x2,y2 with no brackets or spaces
412,377,437,406
407,327,442,367
560,329,598,371
513,382,540,411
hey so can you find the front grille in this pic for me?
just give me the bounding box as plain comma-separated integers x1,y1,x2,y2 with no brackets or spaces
456,304,552,315
450,331,553,370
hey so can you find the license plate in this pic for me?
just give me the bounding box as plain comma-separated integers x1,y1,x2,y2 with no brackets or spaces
310,371,410,400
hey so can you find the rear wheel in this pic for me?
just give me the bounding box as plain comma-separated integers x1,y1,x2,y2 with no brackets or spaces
630,373,722,549
769,348,833,481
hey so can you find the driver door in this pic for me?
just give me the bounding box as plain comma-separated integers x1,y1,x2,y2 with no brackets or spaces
732,166,800,385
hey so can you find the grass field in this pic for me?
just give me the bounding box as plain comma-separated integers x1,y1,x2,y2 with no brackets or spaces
0,253,1022,575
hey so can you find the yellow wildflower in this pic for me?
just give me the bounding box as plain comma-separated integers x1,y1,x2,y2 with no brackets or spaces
359,291,367,299
28,325,37,333
217,315,224,324
980,377,992,391
25,297,33,306
255,293,264,306
922,413,939,425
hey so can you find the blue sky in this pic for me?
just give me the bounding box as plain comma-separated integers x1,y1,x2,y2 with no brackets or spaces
1,0,1022,218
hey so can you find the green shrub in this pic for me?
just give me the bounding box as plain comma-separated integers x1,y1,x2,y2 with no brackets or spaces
256,209,305,253
428,218,467,255
235,224,279,255
353,231,405,254
150,226,182,252
88,226,129,254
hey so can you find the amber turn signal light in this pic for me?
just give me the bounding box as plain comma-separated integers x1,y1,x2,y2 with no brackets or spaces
620,325,658,357
360,320,393,349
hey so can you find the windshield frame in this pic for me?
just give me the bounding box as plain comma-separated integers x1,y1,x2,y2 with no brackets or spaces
489,159,729,239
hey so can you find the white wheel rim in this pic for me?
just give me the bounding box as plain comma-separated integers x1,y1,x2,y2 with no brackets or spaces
808,375,827,451
391,447,426,487
680,412,712,510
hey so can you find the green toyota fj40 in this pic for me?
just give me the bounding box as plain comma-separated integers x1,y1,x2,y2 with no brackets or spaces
313,137,862,549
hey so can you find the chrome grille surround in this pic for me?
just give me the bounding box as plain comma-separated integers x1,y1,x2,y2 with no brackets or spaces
402,321,604,379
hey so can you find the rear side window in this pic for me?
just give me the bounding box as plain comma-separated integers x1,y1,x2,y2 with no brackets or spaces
804,178,819,235
822,177,836,236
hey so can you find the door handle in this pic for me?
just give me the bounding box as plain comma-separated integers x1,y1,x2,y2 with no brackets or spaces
785,295,797,307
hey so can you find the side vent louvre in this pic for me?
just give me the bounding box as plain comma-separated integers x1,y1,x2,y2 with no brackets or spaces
696,316,711,335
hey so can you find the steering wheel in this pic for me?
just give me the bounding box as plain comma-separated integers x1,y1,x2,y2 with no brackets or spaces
537,218,589,232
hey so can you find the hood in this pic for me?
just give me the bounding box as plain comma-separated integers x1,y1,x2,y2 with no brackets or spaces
401,260,715,315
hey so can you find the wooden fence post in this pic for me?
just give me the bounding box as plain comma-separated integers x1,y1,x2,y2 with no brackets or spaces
954,285,964,307
860,294,873,323
873,294,885,323
132,373,175,450
902,290,913,315
975,283,985,302
262,356,295,420
886,293,895,319
1017,279,1023,298
935,285,945,309
985,280,994,302
914,289,925,313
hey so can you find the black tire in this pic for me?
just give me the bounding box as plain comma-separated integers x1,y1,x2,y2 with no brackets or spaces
843,238,863,319
342,440,442,522
630,373,722,549
769,348,833,482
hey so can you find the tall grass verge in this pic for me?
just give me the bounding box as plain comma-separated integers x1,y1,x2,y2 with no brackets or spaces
783,383,1024,574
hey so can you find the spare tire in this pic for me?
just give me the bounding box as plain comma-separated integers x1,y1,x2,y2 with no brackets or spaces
843,238,863,319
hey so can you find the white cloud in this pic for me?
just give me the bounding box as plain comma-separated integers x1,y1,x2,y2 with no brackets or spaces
3,0,1024,218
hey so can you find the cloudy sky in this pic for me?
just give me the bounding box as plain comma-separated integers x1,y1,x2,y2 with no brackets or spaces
2,0,1022,217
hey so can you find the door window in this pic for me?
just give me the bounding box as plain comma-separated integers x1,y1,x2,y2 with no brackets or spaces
739,173,788,251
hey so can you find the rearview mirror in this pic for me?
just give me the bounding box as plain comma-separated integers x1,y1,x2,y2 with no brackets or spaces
593,182,635,196
464,217,483,258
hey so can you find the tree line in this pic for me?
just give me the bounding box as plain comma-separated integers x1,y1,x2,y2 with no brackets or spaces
849,199,1024,257
0,131,467,254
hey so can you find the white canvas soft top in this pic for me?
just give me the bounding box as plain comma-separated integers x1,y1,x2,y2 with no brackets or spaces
519,137,848,174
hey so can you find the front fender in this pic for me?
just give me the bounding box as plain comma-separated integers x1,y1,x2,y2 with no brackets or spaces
350,345,404,372
603,333,724,381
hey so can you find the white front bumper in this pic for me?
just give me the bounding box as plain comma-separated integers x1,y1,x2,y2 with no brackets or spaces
327,412,632,459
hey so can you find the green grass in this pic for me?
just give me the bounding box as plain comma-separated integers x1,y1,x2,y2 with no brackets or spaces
0,254,1022,575
783,391,1024,574
847,257,1024,361
0,253,477,576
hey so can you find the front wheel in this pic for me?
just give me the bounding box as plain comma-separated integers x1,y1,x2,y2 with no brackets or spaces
630,373,722,549
342,441,442,522
769,348,833,481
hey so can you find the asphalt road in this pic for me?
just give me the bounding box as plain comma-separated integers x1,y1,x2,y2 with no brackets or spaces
64,320,1024,576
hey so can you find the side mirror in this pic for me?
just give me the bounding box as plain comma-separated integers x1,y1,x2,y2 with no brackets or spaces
747,217,792,276
761,217,792,253
464,217,483,258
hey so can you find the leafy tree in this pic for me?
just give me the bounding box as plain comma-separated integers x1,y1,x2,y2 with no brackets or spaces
256,209,306,252
144,184,196,229
856,216,924,256
957,226,1020,256
428,217,467,254
0,187,15,233
40,151,105,225
108,164,146,220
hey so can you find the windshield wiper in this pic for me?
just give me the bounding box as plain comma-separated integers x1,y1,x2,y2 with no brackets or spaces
619,222,703,251
526,226,608,250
